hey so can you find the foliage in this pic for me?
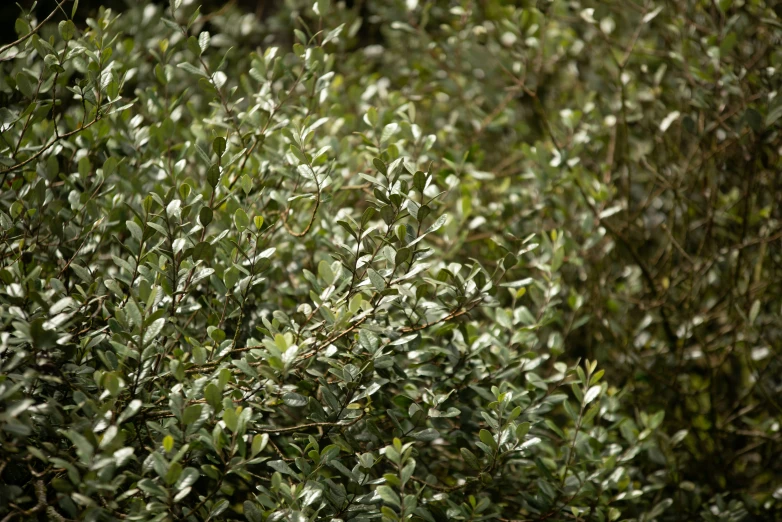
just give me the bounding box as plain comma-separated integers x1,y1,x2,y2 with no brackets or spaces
0,0,780,521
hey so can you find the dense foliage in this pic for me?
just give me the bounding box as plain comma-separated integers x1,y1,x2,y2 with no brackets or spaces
1,0,780,521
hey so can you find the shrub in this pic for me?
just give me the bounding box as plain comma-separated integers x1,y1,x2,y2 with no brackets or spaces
0,1,780,521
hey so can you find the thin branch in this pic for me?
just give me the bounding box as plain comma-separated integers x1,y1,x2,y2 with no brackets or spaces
0,0,71,58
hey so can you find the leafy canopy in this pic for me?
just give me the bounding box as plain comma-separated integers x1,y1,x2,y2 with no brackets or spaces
1,0,781,521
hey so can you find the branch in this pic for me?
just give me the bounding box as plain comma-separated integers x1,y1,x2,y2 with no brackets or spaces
0,0,71,58
253,411,364,434
1,117,100,176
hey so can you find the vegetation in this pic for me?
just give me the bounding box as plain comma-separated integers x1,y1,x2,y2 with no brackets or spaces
1,0,780,520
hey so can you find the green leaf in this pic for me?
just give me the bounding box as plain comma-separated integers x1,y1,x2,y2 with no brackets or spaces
58,20,76,41
178,62,207,77
244,501,263,522
394,247,411,266
175,467,199,492
479,429,497,450
209,499,229,518
207,164,221,187
373,158,387,175
213,136,226,157
118,400,142,424
183,404,202,425
460,447,480,469
126,220,143,242
283,393,307,407
366,107,378,127
199,207,213,227
222,408,238,432
376,485,401,508
198,31,211,52
268,460,296,476
205,383,222,412
251,434,268,456
187,36,202,57
583,385,601,405
241,174,253,195
323,23,345,45
318,260,335,285
193,241,214,261
425,214,448,234
14,18,31,37
234,208,249,231
516,422,531,440
145,318,166,343
367,269,385,292
289,144,308,165
15,73,33,98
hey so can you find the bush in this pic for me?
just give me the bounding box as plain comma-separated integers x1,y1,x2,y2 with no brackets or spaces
0,1,780,521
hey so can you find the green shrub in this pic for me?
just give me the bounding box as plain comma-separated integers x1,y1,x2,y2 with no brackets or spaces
0,1,780,521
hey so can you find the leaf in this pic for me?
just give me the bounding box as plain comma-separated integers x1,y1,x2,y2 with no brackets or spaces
58,20,76,41
367,269,385,292
222,408,238,432
187,36,202,57
199,207,213,227
15,18,30,37
460,447,480,469
381,123,399,143
642,6,663,23
376,485,401,508
395,247,411,265
144,318,166,343
323,23,345,45
479,429,497,450
516,422,530,440
175,467,199,491
766,102,782,128
268,460,297,476
583,385,601,405
412,428,439,441
518,437,541,451
366,107,378,127
425,214,448,235
205,383,222,412
244,501,263,522
15,73,33,98
212,136,226,157
198,31,211,52
192,243,213,264
283,393,308,407
749,299,760,325
289,144,307,165
118,400,143,424
183,405,202,425
207,164,221,186
166,199,181,218
373,158,387,175
209,499,229,518
659,111,680,133
177,62,208,77
234,208,249,231
251,434,268,456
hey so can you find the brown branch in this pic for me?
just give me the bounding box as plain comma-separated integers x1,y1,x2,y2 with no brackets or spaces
253,411,364,435
0,0,71,58
1,117,100,175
